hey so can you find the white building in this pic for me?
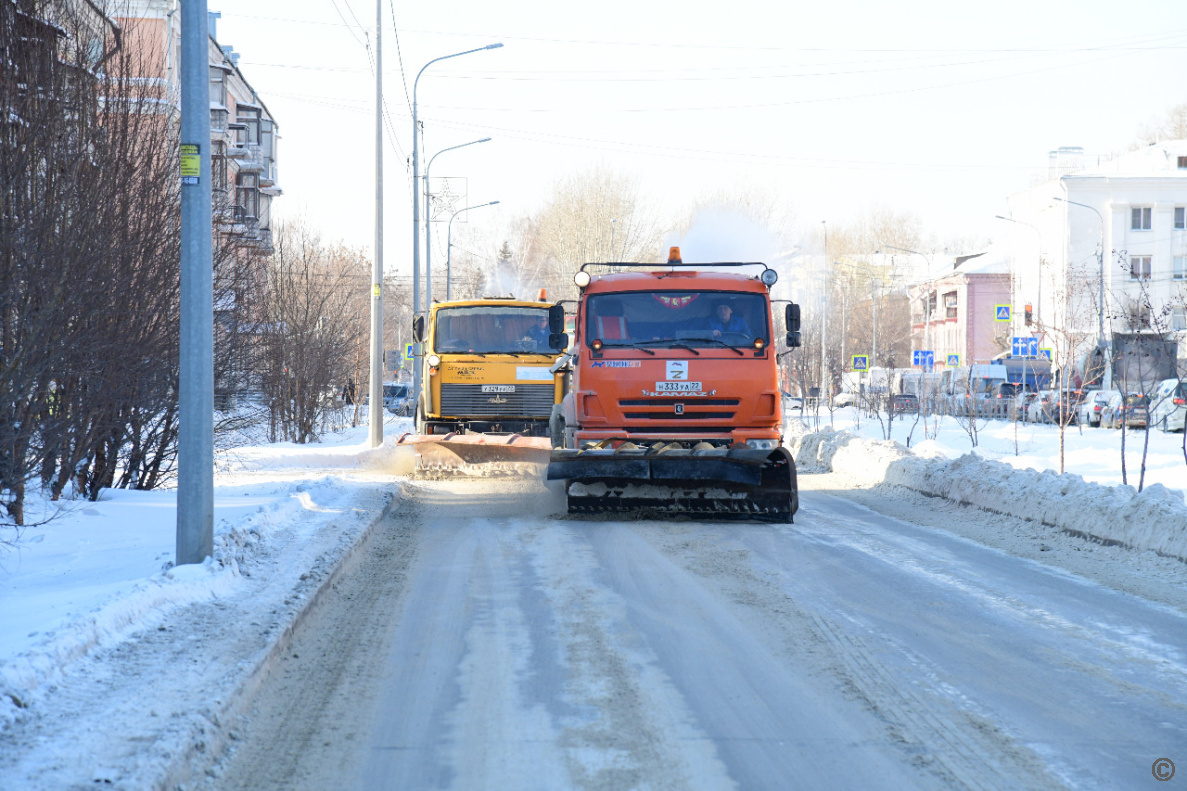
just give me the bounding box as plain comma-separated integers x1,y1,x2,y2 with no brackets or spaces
1004,142,1187,386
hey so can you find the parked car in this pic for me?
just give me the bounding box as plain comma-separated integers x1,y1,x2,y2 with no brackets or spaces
1118,393,1151,429
1025,390,1054,423
383,382,413,416
1011,390,1039,421
781,391,804,412
1050,389,1085,426
833,391,856,408
890,393,919,415
1099,391,1126,428
1078,389,1118,427
1149,379,1186,432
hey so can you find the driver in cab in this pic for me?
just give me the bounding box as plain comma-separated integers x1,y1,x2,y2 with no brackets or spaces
707,301,751,339
522,314,551,349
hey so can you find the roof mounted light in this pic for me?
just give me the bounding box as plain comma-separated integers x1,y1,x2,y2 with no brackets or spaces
668,246,682,264
760,268,778,286
591,339,603,351
574,271,591,288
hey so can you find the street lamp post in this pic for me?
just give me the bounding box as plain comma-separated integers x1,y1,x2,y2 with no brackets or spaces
447,201,500,300
1053,195,1109,387
424,137,491,305
411,43,502,418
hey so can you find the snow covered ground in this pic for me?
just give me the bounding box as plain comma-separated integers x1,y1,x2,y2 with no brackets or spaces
790,406,1186,497
0,416,412,733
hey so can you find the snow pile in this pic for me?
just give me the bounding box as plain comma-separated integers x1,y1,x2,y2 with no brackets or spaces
791,429,1187,561
0,425,403,731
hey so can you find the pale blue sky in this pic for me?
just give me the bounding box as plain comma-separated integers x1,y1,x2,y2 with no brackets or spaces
218,0,1187,264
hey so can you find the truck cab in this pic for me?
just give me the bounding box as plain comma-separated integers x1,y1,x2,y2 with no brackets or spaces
553,270,783,450
415,297,566,436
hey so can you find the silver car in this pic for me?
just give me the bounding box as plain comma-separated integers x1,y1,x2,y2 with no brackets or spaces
1149,379,1186,432
1078,389,1118,427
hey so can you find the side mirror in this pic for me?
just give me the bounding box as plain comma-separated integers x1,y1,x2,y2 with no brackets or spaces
549,332,570,351
785,331,801,348
785,302,801,333
548,304,565,334
412,315,425,342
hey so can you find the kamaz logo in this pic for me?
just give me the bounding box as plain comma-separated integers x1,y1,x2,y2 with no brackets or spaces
488,396,508,404
675,403,684,415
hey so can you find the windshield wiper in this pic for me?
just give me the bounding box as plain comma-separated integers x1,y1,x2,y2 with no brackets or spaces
680,337,746,356
601,342,655,355
633,339,700,355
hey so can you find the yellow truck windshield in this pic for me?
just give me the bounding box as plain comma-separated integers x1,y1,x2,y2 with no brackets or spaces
434,306,551,354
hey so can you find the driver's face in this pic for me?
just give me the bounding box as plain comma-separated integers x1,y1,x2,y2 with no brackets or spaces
716,305,732,321
536,316,548,327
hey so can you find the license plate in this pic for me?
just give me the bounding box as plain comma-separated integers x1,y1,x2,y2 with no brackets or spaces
656,381,702,392
481,385,515,393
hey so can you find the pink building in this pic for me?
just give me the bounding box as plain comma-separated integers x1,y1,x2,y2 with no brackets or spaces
910,247,1012,368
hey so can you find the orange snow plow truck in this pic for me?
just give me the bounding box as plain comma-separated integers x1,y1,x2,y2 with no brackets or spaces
545,249,802,522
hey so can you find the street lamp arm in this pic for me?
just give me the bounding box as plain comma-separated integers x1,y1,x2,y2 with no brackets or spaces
446,201,501,300
414,44,504,99
426,137,492,174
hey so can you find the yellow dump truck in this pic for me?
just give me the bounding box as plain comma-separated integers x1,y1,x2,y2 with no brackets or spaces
412,296,567,439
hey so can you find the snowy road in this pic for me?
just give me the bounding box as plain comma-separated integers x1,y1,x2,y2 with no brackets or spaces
210,474,1187,791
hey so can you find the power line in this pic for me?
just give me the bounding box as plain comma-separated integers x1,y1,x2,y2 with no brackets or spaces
387,0,413,115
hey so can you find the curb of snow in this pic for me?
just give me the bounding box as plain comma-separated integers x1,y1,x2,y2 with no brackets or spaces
791,429,1187,562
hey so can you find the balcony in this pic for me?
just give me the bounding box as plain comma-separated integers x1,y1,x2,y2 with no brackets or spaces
236,144,264,172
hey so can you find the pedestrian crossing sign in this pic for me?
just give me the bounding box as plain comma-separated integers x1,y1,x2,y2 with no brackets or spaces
851,355,869,371
403,342,414,363
994,305,1011,322
947,354,960,367
1040,348,1052,361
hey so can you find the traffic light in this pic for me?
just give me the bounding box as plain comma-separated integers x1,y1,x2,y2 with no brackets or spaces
1024,303,1033,325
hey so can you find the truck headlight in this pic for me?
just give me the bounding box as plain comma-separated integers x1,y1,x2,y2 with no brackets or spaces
745,439,779,450
760,268,778,286
574,271,591,288
427,354,440,367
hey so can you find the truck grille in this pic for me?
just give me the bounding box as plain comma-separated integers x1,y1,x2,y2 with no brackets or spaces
439,383,554,418
623,412,736,420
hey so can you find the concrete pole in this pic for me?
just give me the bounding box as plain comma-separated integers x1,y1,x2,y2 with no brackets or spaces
177,0,214,565
819,221,828,403
368,0,384,447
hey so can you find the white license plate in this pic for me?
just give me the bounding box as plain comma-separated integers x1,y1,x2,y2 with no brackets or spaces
656,381,703,392
481,385,515,393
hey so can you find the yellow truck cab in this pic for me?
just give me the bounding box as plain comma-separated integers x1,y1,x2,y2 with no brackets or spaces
414,297,566,436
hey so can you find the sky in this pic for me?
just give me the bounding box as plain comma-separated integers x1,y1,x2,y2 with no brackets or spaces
215,0,1187,274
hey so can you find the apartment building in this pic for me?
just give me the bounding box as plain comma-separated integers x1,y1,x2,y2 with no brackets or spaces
908,248,1011,368
1004,142,1187,379
115,3,281,251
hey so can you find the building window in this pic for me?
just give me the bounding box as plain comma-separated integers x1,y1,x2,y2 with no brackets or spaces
943,291,958,319
1130,255,1152,279
1174,256,1186,280
236,172,259,220
1131,207,1152,230
1173,307,1187,332
1179,156,1187,169
1176,207,1185,230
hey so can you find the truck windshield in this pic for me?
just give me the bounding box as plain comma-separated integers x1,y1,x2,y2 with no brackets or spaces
585,291,769,349
434,305,551,354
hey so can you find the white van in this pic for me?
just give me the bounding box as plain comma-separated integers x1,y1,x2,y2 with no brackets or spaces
1149,379,1186,432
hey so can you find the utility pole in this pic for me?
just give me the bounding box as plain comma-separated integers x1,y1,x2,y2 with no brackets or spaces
819,221,828,405
368,0,383,447
177,0,213,564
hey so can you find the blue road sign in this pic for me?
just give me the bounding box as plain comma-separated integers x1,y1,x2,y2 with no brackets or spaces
403,342,414,363
947,354,960,367
995,305,1011,322
912,350,934,368
1039,348,1053,361
851,355,869,371
1011,336,1039,358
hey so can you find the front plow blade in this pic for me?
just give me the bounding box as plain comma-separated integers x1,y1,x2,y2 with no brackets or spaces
548,445,797,522
396,433,551,477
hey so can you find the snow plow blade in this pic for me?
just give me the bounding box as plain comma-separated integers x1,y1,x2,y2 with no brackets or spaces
394,433,551,477
547,443,797,522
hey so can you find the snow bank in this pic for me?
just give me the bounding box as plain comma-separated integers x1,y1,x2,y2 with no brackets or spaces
0,423,403,731
792,429,1187,561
